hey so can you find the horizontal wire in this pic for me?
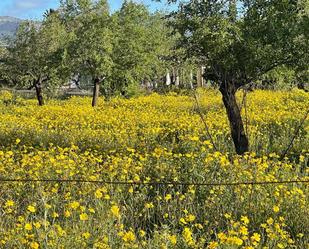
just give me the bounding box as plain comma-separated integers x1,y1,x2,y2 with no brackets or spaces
0,178,308,186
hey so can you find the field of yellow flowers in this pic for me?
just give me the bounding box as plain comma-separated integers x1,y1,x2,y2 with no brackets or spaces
0,89,308,248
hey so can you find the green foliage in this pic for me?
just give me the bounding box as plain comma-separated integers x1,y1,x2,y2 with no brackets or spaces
65,0,114,82
124,82,146,98
164,0,308,154
256,66,297,90
2,12,70,89
1,0,307,102
0,47,10,85
110,1,173,95
168,0,308,89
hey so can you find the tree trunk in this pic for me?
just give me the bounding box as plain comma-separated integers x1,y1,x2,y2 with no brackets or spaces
166,71,171,86
201,66,205,87
190,70,194,89
175,70,180,87
201,66,206,87
220,84,249,155
197,68,202,87
34,79,44,106
92,78,100,107
172,68,176,85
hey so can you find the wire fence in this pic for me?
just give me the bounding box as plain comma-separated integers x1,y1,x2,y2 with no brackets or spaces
0,178,308,186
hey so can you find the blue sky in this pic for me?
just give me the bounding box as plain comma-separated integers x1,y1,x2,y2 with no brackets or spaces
0,0,173,20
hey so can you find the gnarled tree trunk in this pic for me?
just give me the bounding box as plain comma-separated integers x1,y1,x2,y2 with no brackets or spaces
220,83,249,155
92,78,100,107
34,79,44,106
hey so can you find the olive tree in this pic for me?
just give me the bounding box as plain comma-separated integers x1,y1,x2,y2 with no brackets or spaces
164,0,308,154
111,1,173,95
3,11,69,106
62,0,114,106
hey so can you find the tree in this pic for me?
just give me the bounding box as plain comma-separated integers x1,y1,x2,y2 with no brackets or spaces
62,0,114,106
165,0,308,154
4,11,69,106
0,47,10,86
111,1,173,95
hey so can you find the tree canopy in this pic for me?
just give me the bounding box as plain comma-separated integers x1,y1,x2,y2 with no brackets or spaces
163,0,308,154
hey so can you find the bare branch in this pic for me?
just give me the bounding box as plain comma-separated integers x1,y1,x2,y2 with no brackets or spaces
193,91,218,151
280,108,309,160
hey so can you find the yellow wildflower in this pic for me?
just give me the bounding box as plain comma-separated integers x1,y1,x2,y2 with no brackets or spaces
128,186,134,193
64,210,71,217
182,227,194,246
179,218,187,225
165,194,172,201
251,233,261,242
110,205,120,218
34,222,41,229
273,205,280,213
70,201,80,210
5,200,14,207
267,218,274,225
241,216,249,225
82,232,91,239
145,202,154,209
169,235,177,245
95,189,103,199
185,214,196,222
30,242,39,249
122,231,136,242
27,205,36,213
80,213,89,221
239,226,248,235
208,241,219,249
25,223,32,231
139,230,146,237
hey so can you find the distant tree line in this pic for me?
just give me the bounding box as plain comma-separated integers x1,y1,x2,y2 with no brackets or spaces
0,0,199,105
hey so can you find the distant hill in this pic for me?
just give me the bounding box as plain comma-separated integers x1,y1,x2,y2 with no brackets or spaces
0,16,22,45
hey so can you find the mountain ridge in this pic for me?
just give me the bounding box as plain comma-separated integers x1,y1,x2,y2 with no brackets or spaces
0,16,22,45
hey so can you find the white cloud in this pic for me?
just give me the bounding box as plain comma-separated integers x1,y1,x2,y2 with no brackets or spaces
15,1,43,9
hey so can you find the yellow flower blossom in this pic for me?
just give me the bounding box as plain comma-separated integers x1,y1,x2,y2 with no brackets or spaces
208,241,218,249
110,205,120,218
267,218,274,225
95,189,103,199
273,205,280,213
145,202,154,209
5,200,15,207
128,186,134,193
139,230,146,237
241,216,249,225
64,210,71,218
169,235,177,245
122,231,136,242
34,222,41,229
82,232,91,239
251,233,261,242
70,201,80,210
182,227,194,246
80,213,89,221
165,194,172,201
25,223,32,231
30,242,39,249
185,214,196,222
239,226,248,236
27,205,36,213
